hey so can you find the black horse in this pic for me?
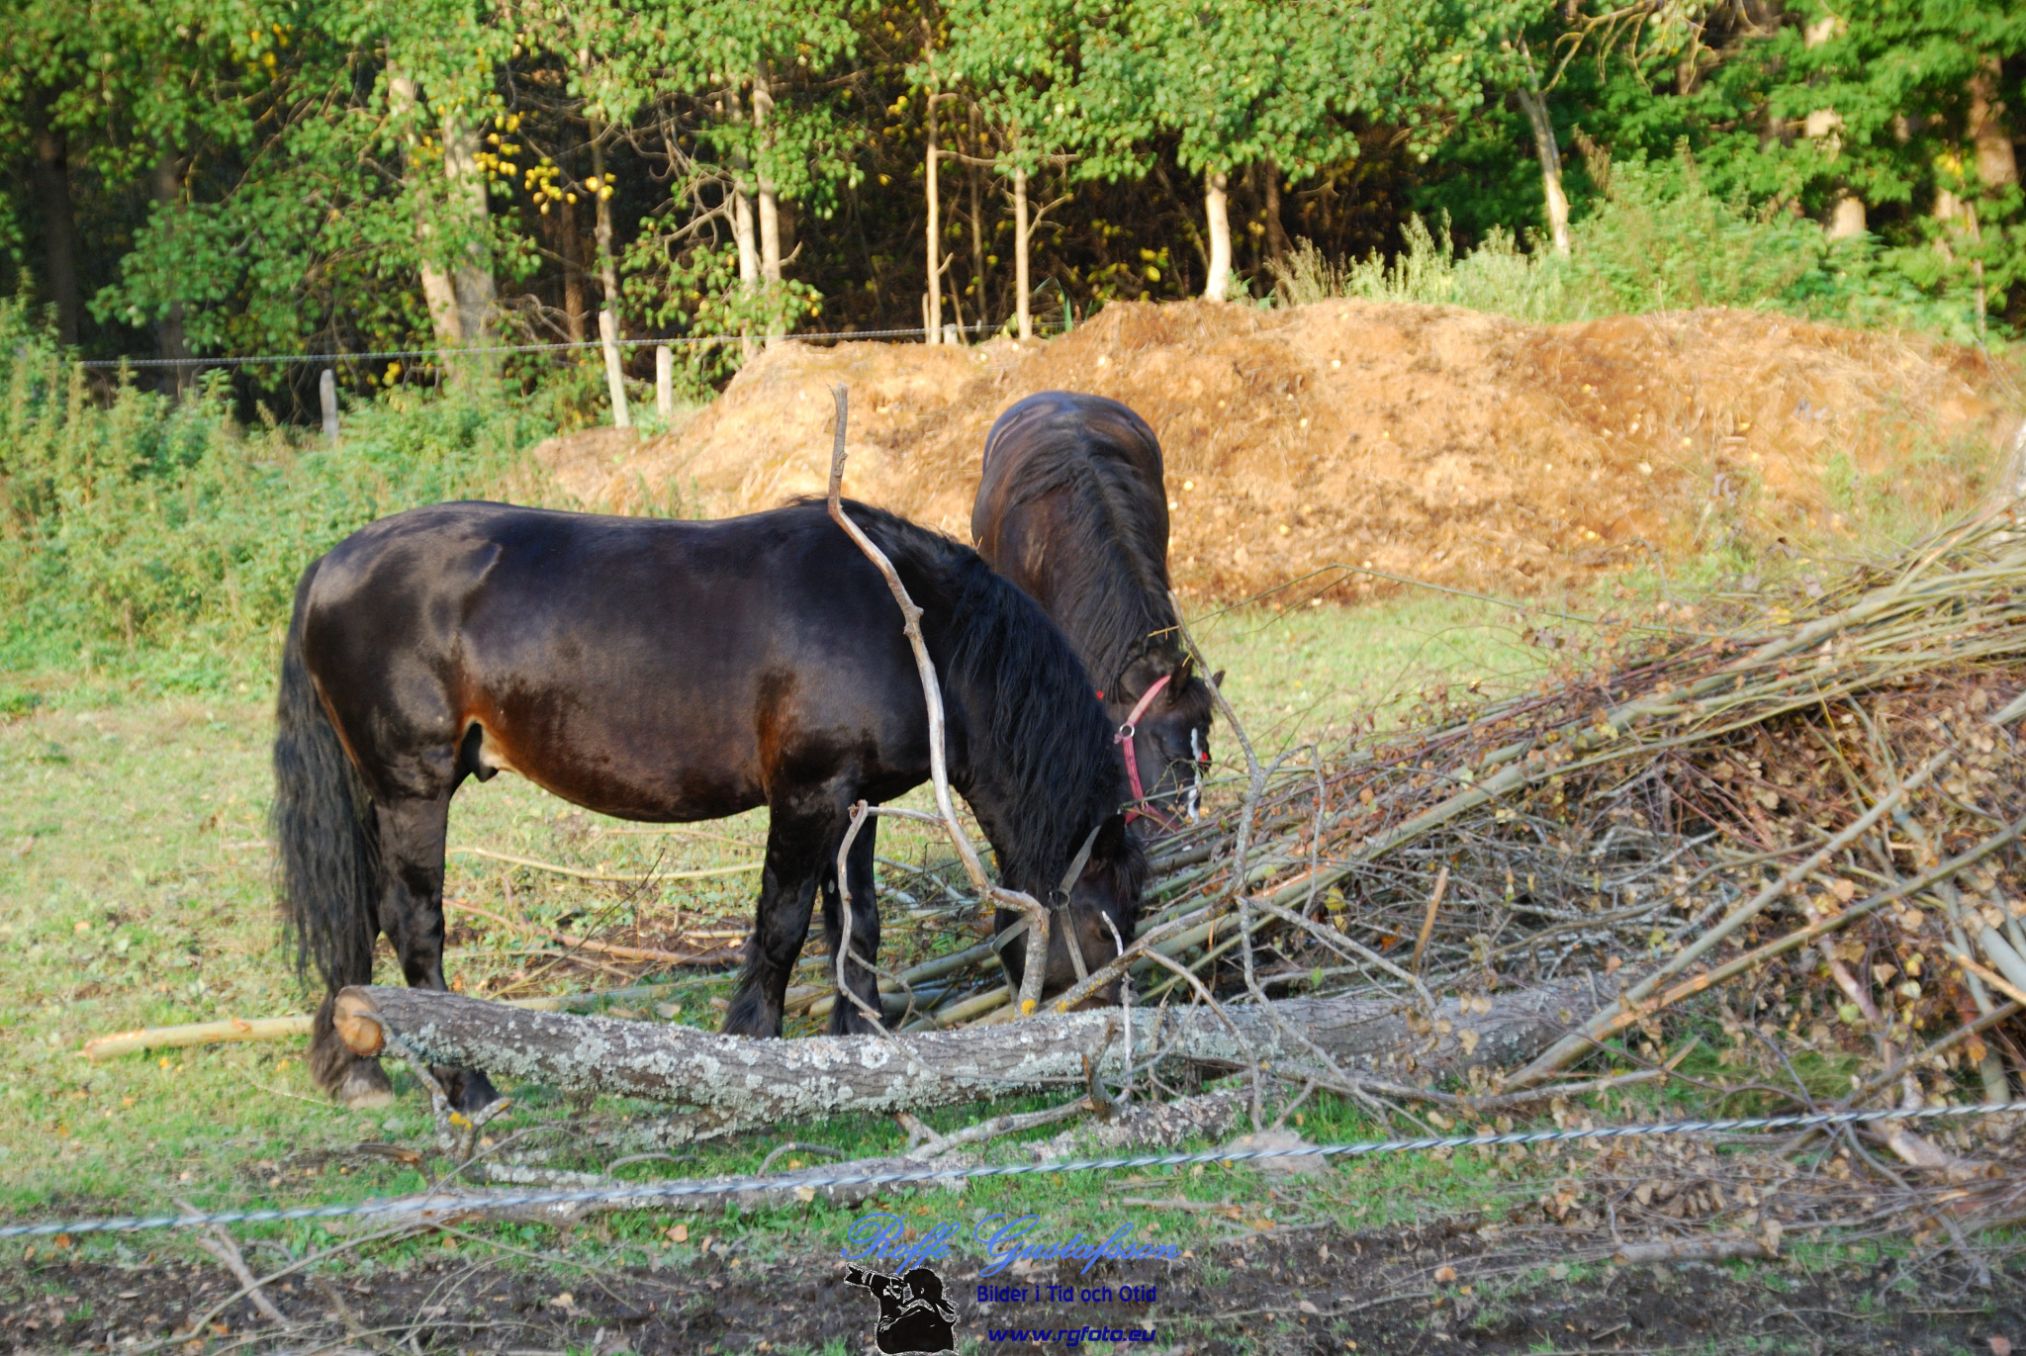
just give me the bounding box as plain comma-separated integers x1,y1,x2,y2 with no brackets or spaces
972,391,1219,832
272,499,1144,1110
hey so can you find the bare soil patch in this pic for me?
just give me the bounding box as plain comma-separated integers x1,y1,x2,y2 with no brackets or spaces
12,1209,2020,1354
532,301,2020,601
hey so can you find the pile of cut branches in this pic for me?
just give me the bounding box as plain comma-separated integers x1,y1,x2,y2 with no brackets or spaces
822,511,2026,1106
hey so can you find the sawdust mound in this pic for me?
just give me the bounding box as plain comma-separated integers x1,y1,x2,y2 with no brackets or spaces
532,300,2019,600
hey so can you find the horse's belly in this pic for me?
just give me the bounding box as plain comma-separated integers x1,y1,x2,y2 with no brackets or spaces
468,715,765,824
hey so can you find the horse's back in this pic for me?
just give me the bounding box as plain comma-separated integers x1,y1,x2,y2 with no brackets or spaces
979,392,1164,494
294,501,933,818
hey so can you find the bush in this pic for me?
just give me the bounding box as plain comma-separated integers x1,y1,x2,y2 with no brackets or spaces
0,302,556,691
1270,153,1992,342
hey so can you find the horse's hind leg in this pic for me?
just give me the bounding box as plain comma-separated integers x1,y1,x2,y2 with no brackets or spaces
375,794,499,1112
821,811,883,1036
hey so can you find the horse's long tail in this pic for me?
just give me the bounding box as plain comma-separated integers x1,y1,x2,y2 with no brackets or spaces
270,560,379,1091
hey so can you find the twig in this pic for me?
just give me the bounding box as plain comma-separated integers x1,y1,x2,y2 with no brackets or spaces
1412,865,1451,976
902,1097,1094,1159
833,800,894,1030
179,1200,288,1328
1950,950,2026,1008
446,898,741,966
82,980,697,1061
822,383,1052,1016
449,845,761,883
1509,745,1953,1088
1612,1234,1776,1265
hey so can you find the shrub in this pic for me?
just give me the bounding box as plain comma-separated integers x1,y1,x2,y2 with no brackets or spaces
0,302,556,691
1271,153,1992,342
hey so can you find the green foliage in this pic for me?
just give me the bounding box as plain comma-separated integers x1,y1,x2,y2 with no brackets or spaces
5,0,2025,372
0,302,551,687
1269,217,1573,323
1083,0,1373,183
1274,153,1992,340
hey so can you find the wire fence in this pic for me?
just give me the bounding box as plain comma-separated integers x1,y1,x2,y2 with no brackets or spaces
74,320,1020,371
4,1098,2021,1241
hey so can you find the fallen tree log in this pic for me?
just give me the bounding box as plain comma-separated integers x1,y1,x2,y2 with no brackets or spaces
334,976,1620,1138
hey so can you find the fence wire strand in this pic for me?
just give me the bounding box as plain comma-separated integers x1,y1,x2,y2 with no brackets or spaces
4,1099,2021,1241
75,321,1017,370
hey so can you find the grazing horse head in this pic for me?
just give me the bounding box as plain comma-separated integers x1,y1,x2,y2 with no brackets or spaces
1107,648,1223,832
972,390,1220,833
272,498,1142,1113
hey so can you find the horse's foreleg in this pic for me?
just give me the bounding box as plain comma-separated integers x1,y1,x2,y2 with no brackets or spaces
375,795,499,1112
724,808,832,1038
821,811,883,1036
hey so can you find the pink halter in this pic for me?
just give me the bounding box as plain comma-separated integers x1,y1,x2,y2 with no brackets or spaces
1113,672,1175,830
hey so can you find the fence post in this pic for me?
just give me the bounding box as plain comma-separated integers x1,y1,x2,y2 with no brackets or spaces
599,309,631,430
655,344,673,424
319,369,340,446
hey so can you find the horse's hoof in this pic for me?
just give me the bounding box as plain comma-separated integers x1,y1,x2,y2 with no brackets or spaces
337,1061,395,1110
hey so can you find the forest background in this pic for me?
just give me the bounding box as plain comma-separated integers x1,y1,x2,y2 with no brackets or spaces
2,0,2021,389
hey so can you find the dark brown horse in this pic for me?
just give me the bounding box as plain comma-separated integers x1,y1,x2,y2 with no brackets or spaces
972,391,1219,833
272,499,1144,1111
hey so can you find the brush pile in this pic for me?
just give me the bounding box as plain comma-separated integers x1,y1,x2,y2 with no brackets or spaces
837,511,2026,1102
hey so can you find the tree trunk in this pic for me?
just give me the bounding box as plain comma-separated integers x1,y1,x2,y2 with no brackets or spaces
333,974,1619,1140
724,94,761,362
1969,57,2018,190
559,195,586,344
1966,58,2017,334
730,181,760,361
30,107,81,347
590,130,627,422
753,64,784,348
389,73,470,353
968,108,986,333
1805,17,1867,241
440,118,496,346
1014,164,1032,341
1262,159,1290,268
1202,167,1232,302
590,132,621,310
754,66,782,286
150,152,192,395
1515,87,1573,257
925,93,943,343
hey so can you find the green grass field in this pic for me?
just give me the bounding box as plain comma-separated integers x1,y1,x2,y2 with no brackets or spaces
5,575,2017,1353
0,590,1553,1222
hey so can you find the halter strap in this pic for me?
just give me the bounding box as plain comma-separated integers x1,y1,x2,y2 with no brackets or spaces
1114,672,1177,830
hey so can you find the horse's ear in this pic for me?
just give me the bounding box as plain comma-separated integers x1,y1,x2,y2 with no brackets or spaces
1211,668,1226,690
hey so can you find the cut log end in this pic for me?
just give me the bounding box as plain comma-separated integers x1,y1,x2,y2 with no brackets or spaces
333,989,386,1057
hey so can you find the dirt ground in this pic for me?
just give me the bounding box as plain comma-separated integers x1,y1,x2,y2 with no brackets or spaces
13,1207,2020,1354
533,301,2022,601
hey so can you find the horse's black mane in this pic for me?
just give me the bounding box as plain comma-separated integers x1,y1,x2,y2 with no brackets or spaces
817,499,1142,900
993,432,1180,692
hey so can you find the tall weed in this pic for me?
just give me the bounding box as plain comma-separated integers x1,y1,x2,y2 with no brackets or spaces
1271,154,1989,342
0,303,555,691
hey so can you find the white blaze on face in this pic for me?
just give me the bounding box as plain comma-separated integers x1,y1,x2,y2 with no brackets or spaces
1186,727,1205,822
